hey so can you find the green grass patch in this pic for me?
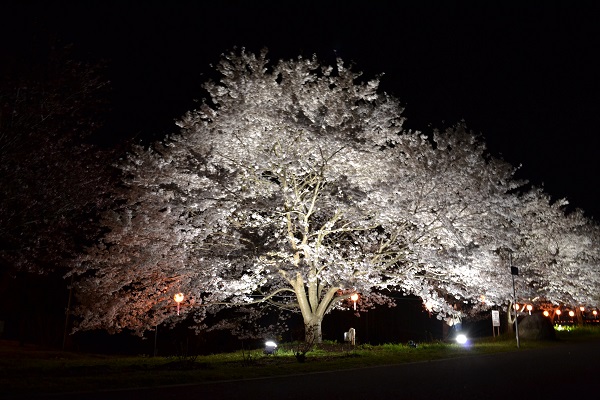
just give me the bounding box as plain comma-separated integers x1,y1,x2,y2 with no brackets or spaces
2,326,599,397
554,324,600,340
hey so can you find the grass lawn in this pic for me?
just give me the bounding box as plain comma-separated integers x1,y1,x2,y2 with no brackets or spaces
1,326,598,397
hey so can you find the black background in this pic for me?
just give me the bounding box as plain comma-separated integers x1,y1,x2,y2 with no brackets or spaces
3,0,599,218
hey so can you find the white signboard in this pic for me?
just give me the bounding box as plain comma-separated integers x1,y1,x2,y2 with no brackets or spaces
492,310,500,327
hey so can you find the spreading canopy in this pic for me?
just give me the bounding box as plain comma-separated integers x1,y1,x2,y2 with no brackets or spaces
72,50,599,339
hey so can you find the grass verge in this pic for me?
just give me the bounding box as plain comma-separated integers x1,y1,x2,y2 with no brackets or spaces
1,326,598,397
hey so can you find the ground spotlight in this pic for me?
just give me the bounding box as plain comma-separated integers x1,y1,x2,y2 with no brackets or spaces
456,334,468,345
264,340,278,355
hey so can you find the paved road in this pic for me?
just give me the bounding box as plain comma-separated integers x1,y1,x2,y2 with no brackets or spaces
37,339,600,400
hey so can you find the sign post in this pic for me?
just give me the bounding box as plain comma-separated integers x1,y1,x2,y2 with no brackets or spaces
491,310,500,337
344,327,356,346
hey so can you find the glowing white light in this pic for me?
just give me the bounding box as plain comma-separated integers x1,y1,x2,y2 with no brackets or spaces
265,340,277,348
456,334,468,345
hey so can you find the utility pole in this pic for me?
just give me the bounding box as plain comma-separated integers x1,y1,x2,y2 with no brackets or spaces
510,252,520,349
62,275,74,351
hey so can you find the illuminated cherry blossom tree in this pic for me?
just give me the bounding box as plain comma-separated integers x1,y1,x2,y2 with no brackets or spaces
451,188,600,331
510,190,600,309
71,50,599,341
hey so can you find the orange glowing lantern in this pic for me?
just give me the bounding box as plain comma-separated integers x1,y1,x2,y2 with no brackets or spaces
526,304,533,315
350,293,359,310
174,293,185,315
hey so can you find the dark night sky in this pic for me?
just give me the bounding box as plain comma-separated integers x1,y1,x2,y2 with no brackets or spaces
3,0,600,220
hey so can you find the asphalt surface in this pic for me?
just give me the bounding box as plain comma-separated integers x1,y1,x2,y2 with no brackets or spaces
34,339,600,400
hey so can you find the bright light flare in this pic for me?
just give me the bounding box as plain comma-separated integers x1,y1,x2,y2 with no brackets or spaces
456,334,468,345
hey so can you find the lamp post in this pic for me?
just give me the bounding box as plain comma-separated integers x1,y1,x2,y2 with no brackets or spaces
154,293,185,357
510,252,520,349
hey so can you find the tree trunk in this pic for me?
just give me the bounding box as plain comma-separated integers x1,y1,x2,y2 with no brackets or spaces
576,308,584,326
291,271,338,345
305,317,323,344
507,303,515,335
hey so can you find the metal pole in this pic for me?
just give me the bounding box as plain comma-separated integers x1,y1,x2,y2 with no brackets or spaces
154,325,158,357
62,275,74,351
510,253,520,349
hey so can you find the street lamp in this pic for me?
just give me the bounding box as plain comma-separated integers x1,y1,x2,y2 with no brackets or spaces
154,293,185,357
350,293,359,310
174,293,185,315
526,304,533,315
509,253,520,349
